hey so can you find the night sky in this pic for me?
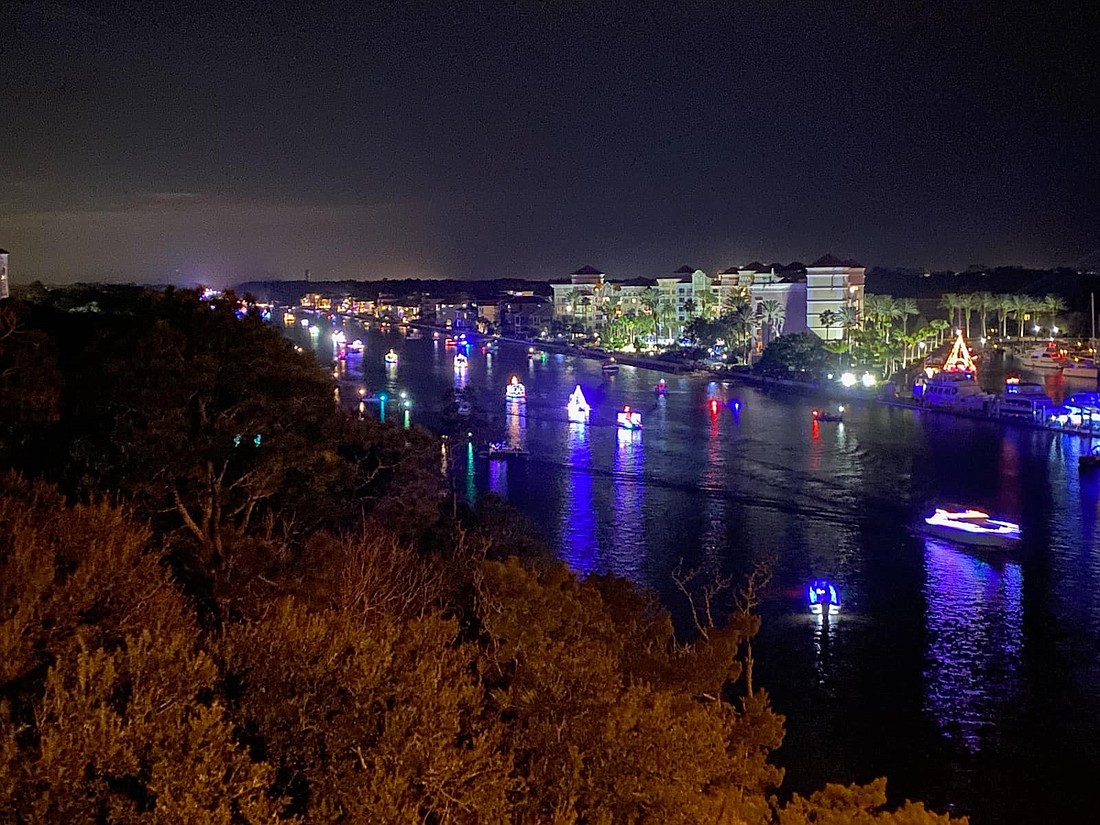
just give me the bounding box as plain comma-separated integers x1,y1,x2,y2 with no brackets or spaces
2,0,1097,284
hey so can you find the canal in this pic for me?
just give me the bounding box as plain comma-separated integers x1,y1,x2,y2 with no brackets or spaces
294,318,1100,824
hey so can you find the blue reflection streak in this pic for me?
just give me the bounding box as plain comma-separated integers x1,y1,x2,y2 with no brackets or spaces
611,428,645,580
561,422,599,576
922,538,1023,752
489,457,508,497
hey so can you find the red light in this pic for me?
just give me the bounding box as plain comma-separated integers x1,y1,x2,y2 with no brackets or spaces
812,409,819,418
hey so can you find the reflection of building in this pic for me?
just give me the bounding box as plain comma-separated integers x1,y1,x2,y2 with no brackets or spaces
0,249,9,300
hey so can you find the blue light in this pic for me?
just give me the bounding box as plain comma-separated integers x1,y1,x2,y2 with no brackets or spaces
807,579,841,616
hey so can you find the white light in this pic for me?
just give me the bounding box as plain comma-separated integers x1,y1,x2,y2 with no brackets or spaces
1052,326,1060,335
861,373,876,388
840,372,857,387
1033,325,1040,334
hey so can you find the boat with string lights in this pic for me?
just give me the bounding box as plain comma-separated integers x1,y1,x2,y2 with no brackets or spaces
454,353,469,370
383,349,399,365
601,357,620,375
567,385,590,421
505,375,526,401
654,378,668,396
807,580,841,617
480,441,529,460
616,405,642,430
922,507,1021,548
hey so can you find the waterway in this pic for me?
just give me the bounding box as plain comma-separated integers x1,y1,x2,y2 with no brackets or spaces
294,318,1100,824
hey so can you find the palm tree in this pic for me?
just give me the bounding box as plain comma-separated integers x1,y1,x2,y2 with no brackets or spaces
819,309,839,340
956,293,975,338
1042,294,1067,334
728,303,756,363
973,292,994,338
1009,294,1032,338
696,289,718,319
928,319,950,346
896,297,919,336
760,299,785,343
996,294,1014,338
939,293,961,329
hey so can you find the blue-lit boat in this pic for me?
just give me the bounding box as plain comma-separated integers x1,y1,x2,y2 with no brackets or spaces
480,441,529,460
922,507,1021,548
807,580,841,616
655,378,668,396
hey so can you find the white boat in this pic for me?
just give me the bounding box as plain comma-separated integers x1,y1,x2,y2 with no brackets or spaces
1022,345,1064,371
407,329,423,340
567,385,590,421
505,375,526,401
601,358,620,374
383,349,399,365
616,405,642,430
1062,357,1098,379
922,507,1021,548
348,339,365,352
917,371,992,412
454,353,469,369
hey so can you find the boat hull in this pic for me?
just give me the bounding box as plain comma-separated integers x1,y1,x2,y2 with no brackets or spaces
921,523,1019,548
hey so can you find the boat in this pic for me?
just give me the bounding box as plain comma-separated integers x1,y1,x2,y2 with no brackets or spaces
1080,446,1100,470
454,353,469,369
601,358,620,375
807,580,841,616
444,337,456,348
812,405,844,423
616,405,642,430
283,312,296,325
995,379,1053,422
383,349,399,365
432,331,440,340
916,370,993,412
406,329,423,340
1022,343,1064,371
655,378,668,396
567,385,591,421
482,441,529,460
1062,356,1098,379
505,375,526,401
921,507,1021,548
347,339,365,352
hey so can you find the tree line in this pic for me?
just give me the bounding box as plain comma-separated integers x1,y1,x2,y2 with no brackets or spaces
0,287,964,823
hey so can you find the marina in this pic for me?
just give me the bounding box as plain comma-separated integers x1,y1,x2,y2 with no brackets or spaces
294,315,1100,824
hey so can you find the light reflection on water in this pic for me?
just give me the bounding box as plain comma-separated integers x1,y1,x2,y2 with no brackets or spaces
290,318,1100,824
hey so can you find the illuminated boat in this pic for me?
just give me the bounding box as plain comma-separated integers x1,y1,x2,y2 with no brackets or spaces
444,337,456,348
433,331,440,340
383,349,399,366
655,378,667,396
348,339,365,352
454,353,469,369
283,312,296,325
407,329,423,340
601,358,620,374
812,405,844,423
807,580,841,616
482,441,529,459
616,405,642,430
505,375,526,400
1022,343,1064,371
567,385,590,421
1063,356,1099,379
922,507,1021,548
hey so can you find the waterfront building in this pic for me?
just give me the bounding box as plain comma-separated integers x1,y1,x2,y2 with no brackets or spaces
550,265,650,333
499,295,552,337
806,255,865,340
0,249,8,300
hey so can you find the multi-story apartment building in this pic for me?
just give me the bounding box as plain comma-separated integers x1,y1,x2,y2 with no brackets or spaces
805,255,865,340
